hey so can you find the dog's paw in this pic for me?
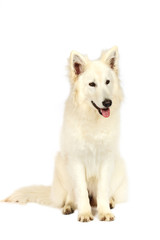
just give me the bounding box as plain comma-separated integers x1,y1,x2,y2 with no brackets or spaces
78,212,94,222
98,212,115,221
62,205,74,215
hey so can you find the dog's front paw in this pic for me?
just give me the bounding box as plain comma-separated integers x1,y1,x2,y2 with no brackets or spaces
78,212,94,222
98,212,115,221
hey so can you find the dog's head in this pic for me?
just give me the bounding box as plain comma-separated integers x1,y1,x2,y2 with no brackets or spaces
69,47,123,118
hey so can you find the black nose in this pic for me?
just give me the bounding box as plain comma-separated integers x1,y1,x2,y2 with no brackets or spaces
102,99,112,108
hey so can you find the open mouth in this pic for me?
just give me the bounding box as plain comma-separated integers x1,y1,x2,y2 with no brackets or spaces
91,101,111,118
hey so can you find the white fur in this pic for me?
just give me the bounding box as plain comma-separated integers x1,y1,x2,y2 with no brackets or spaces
4,47,128,222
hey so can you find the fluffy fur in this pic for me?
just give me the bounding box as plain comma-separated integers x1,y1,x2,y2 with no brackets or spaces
3,46,128,222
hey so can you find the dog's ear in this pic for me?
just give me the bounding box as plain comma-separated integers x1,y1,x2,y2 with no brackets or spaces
101,46,119,74
69,51,88,82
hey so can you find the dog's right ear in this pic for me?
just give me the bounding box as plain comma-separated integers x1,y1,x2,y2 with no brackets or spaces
69,51,88,83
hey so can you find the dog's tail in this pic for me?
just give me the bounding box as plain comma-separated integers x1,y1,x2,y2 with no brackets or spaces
3,185,53,206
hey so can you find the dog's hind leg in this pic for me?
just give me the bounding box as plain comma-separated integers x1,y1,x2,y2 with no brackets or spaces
51,171,67,208
62,191,76,215
51,152,71,209
111,156,128,205
114,177,128,204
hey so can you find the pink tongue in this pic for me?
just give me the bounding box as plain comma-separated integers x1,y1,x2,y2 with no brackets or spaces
100,108,110,118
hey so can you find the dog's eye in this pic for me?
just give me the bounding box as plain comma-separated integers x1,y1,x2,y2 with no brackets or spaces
106,80,110,85
89,82,96,87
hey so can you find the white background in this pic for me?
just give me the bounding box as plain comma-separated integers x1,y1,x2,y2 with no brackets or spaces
0,0,160,239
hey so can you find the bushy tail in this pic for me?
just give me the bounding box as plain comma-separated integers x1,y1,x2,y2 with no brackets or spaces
3,185,53,206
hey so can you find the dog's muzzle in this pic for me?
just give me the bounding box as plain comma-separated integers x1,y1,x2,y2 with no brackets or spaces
91,100,112,118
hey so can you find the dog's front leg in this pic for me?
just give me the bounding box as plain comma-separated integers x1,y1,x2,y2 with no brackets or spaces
71,161,93,222
97,157,115,221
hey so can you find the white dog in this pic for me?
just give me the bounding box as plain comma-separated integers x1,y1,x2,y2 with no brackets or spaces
4,46,128,222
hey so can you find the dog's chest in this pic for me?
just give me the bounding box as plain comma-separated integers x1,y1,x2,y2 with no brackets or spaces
82,146,105,179
62,112,119,179
77,119,118,177
75,124,113,177
78,120,115,150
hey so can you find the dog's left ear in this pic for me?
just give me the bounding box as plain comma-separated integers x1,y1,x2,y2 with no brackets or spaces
101,46,119,74
69,51,88,83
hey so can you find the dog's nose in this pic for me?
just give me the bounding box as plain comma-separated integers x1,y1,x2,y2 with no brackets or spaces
102,99,112,108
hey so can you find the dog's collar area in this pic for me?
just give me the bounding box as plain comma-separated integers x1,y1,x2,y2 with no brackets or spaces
91,101,110,118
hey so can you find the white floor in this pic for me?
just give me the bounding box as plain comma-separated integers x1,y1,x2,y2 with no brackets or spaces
0,199,159,240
